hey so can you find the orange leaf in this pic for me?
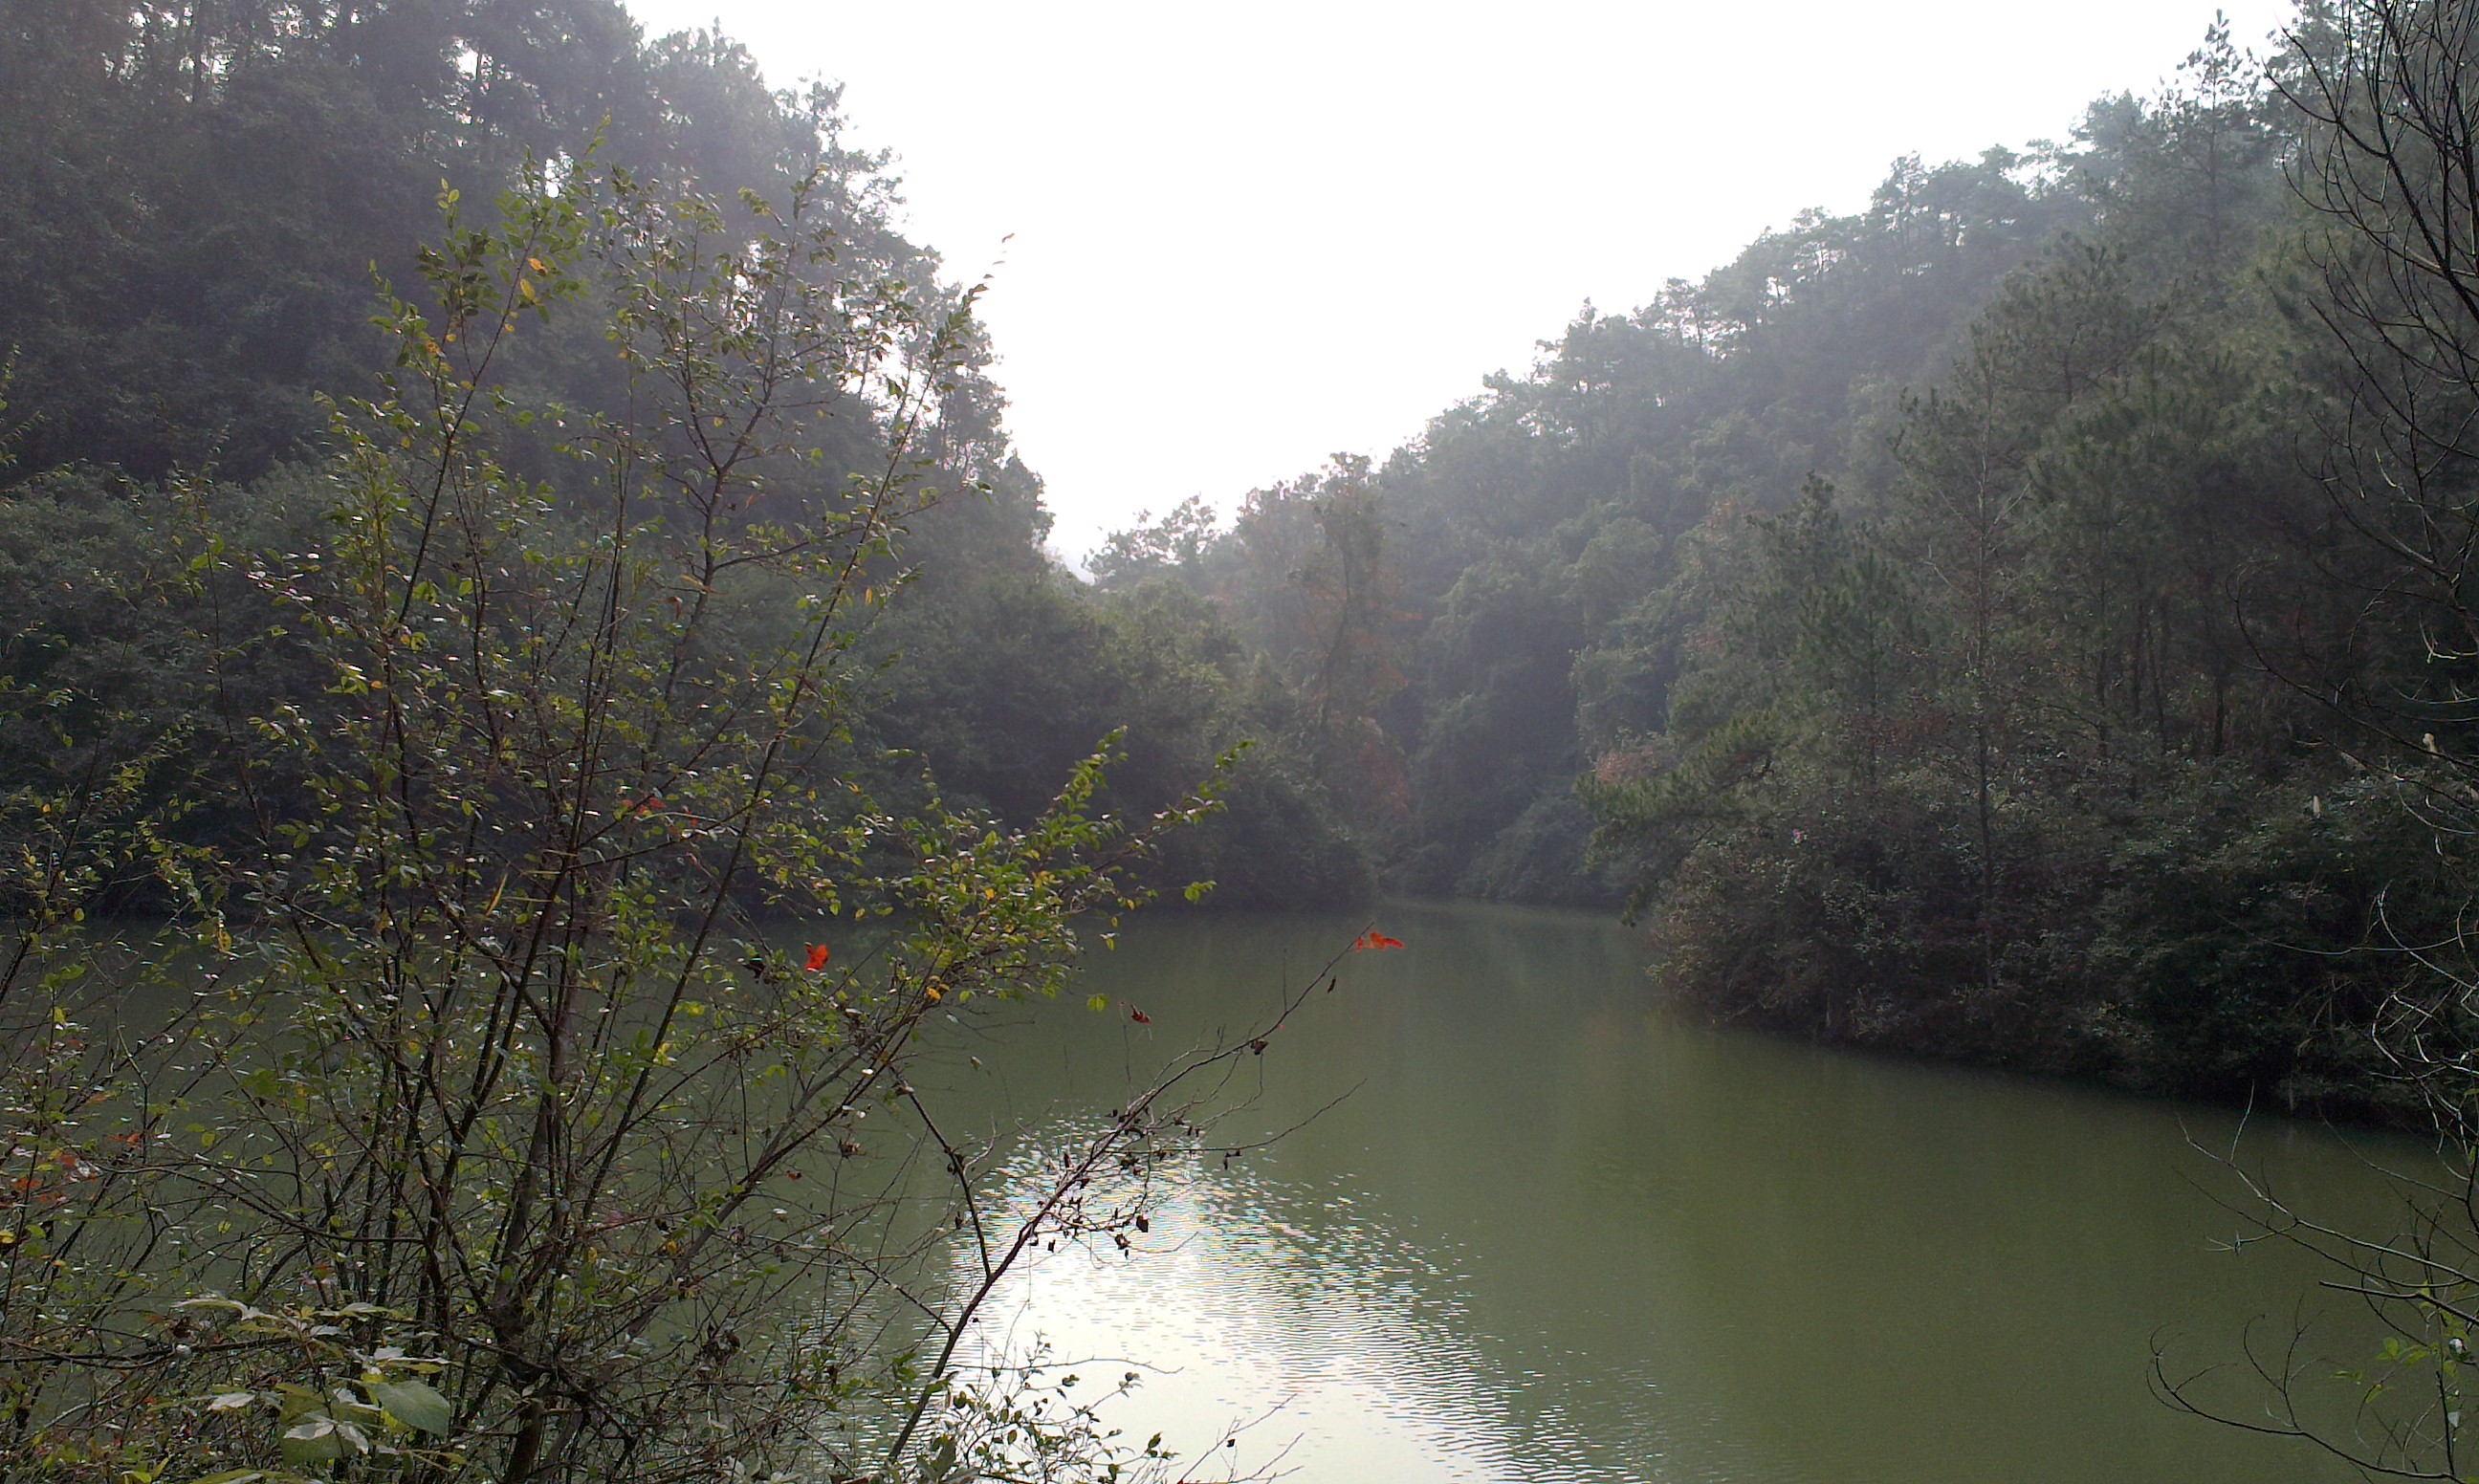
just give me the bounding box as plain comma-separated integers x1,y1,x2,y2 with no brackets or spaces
804,944,831,972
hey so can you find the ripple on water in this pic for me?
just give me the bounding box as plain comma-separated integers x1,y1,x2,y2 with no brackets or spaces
962,1148,1543,1483
931,906,2410,1484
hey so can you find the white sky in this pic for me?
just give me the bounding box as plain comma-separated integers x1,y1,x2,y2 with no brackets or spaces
623,0,2303,564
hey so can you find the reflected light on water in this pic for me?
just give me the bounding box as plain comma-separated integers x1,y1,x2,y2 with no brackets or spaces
967,1152,1538,1483
922,904,2419,1484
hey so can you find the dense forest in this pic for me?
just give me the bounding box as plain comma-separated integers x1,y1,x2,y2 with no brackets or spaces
0,5,1373,1480
16,0,2479,1477
1088,13,2479,1118
0,0,1374,915
9,1,2479,1109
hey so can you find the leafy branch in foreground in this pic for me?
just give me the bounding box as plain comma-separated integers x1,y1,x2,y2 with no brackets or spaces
0,159,1246,1484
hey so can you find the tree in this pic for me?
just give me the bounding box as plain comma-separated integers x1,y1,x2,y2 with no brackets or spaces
2153,2,2479,1472
0,161,1261,1484
1086,494,1218,591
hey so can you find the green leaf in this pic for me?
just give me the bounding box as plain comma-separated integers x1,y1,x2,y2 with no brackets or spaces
367,1378,455,1435
279,1415,348,1466
1086,993,1109,1013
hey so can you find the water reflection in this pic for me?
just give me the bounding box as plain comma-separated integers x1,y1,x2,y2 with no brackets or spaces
927,903,2429,1483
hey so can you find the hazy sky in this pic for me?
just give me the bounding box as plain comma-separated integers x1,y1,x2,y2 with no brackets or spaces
624,0,2301,563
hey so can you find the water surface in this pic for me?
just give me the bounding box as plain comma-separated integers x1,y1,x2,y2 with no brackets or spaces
922,901,2439,1483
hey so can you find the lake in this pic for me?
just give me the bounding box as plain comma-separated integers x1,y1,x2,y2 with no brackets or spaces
912,900,2443,1484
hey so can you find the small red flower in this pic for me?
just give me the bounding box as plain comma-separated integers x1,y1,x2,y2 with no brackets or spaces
804,944,831,973
1350,931,1406,952
1129,1006,1152,1025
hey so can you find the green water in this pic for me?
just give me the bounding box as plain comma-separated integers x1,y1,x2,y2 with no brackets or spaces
911,901,2441,1483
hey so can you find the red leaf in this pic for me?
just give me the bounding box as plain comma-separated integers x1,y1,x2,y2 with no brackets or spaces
1350,930,1406,952
1129,1007,1152,1025
804,944,831,972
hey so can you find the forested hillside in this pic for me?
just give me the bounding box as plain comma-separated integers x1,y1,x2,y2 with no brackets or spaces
0,0,1371,908
1103,15,2479,1113
12,0,2479,1113
19,3,2479,1478
0,7,1392,1477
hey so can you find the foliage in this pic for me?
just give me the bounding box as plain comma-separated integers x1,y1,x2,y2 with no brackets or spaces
0,0,1370,909
2138,8,2479,1470
1541,23,2444,1111
0,154,1260,1484
1056,6,2479,1130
